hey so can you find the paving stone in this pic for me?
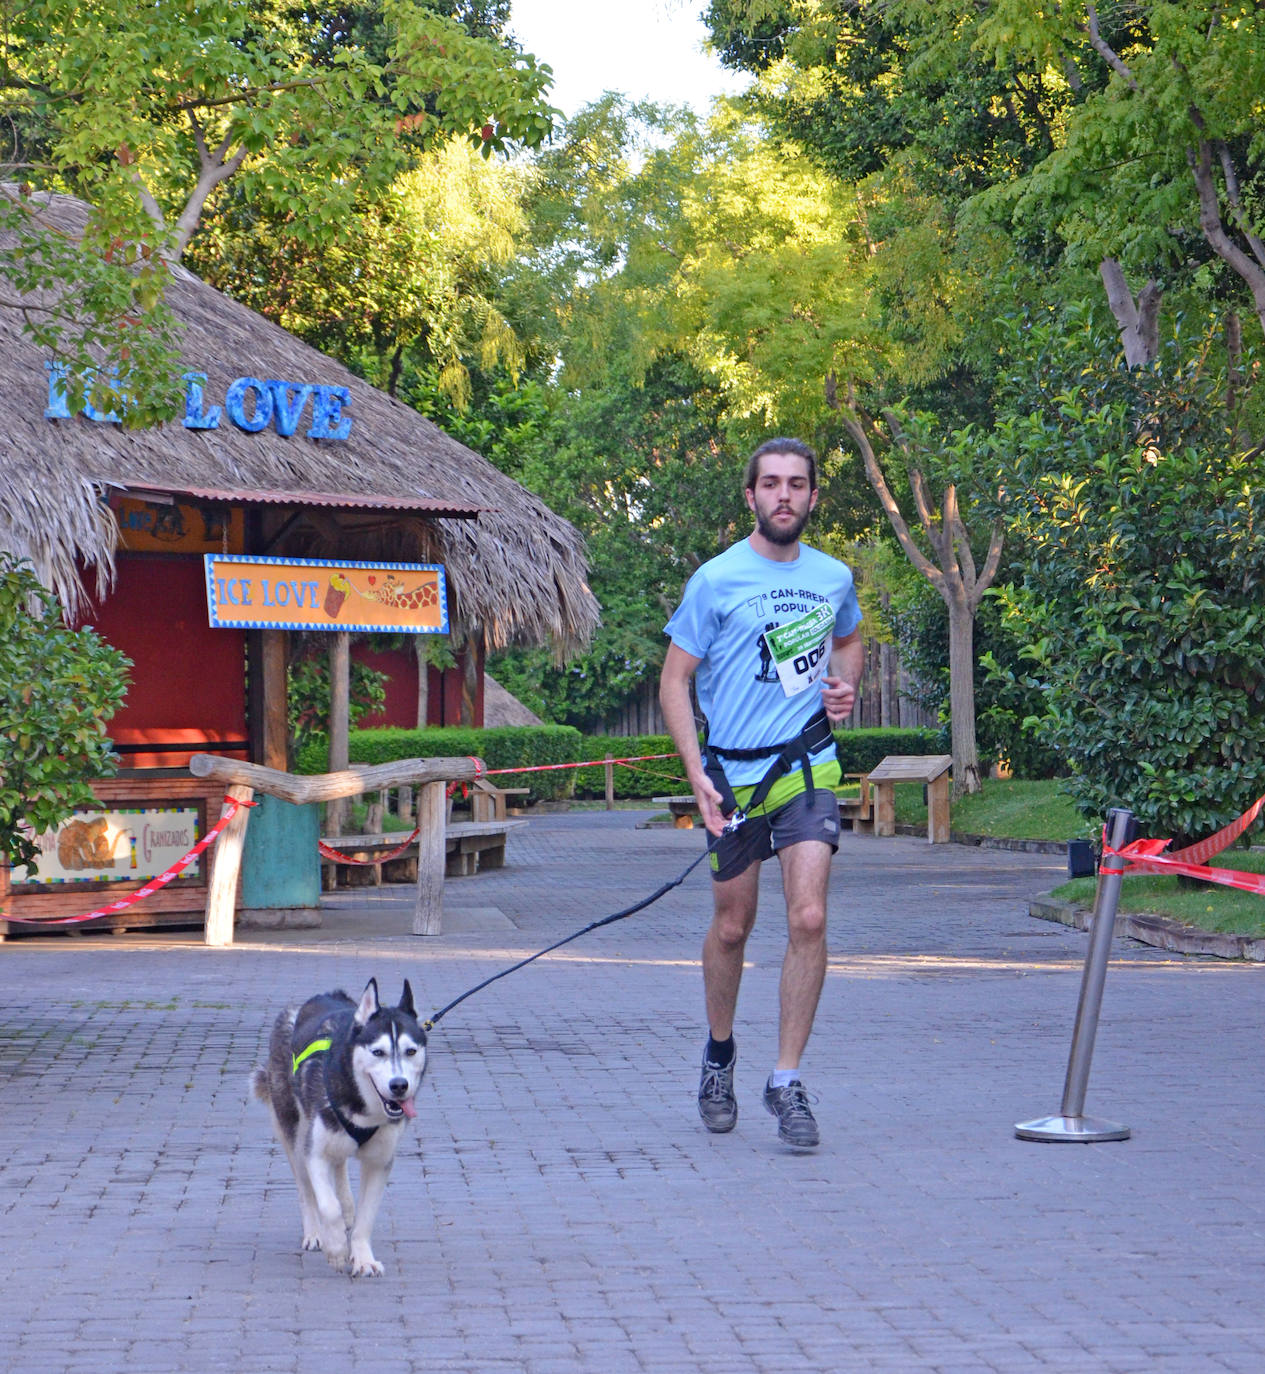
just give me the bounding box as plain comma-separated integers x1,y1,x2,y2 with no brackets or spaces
0,811,1262,1372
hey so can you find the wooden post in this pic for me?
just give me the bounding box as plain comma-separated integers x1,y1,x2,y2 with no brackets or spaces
873,782,896,837
0,861,9,942
327,631,351,836
927,774,951,844
204,783,255,947
412,780,447,936
605,755,615,810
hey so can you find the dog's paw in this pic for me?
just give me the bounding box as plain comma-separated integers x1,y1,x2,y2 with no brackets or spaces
301,1232,322,1252
323,1243,349,1272
349,1248,384,1278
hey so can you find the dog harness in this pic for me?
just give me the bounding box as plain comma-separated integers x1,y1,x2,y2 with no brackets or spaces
291,1036,379,1147
704,708,838,833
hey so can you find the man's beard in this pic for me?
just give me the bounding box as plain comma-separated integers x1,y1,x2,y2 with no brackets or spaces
756,506,810,546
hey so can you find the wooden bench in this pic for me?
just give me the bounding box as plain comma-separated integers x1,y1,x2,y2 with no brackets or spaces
653,795,701,828
836,772,873,833
866,754,954,843
320,819,528,888
657,777,874,832
470,777,531,822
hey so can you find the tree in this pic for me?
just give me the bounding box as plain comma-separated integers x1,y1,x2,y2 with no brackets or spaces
189,136,530,406
995,315,1265,843
839,409,1003,794
0,0,557,421
0,556,131,875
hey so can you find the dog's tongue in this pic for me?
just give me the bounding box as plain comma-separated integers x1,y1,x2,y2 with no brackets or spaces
400,1097,417,1119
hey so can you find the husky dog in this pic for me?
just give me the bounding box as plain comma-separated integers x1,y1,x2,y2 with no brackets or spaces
252,978,426,1277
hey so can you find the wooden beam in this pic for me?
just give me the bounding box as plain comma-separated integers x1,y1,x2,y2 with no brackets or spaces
190,752,478,803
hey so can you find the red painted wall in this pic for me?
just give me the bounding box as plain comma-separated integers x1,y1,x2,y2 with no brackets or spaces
354,643,483,728
82,553,248,764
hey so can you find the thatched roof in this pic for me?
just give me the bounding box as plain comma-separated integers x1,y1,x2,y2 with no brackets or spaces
0,189,598,654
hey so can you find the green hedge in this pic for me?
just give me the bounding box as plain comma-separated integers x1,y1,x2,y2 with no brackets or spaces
294,723,947,804
572,734,684,799
832,727,946,774
295,725,585,802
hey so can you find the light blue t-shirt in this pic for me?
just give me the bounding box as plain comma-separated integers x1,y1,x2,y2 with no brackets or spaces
664,538,863,787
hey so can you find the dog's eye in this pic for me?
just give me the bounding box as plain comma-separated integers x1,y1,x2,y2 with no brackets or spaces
404,1046,418,1057
372,1048,387,1058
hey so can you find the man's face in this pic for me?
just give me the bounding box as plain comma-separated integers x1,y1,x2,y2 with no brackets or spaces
745,451,818,546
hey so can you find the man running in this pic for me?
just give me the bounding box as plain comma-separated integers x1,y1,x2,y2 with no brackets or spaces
659,437,864,1149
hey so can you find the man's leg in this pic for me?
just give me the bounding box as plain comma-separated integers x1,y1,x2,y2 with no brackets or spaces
702,859,761,1040
697,859,760,1132
774,839,833,1068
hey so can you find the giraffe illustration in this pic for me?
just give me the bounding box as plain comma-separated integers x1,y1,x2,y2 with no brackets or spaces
355,572,440,612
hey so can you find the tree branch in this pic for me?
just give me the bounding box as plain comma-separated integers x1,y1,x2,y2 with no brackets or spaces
840,410,943,592
1084,5,1138,91
1099,258,1161,366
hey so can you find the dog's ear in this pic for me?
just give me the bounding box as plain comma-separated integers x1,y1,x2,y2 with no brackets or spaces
398,979,416,1016
354,978,381,1027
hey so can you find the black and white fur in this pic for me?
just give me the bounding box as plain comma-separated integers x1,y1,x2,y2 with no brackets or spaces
252,978,426,1277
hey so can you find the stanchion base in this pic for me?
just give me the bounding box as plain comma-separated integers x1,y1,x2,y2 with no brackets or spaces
1014,1114,1131,1143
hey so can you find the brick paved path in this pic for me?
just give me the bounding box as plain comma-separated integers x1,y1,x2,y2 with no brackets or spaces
0,812,1262,1373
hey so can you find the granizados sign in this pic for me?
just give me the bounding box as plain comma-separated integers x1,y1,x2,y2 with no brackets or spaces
43,364,352,440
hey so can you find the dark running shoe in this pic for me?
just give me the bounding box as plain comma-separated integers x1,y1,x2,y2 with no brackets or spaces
763,1077,820,1149
698,1049,738,1133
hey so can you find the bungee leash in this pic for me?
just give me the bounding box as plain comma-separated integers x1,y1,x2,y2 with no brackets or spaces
422,847,711,1031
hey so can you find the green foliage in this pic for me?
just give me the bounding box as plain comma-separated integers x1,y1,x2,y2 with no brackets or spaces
833,726,945,774
295,724,585,801
287,650,388,754
996,318,1265,844
1,0,557,414
0,556,130,873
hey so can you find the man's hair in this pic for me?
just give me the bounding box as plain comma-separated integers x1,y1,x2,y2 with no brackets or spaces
744,437,818,492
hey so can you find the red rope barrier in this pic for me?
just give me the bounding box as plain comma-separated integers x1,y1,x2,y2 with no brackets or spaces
1104,792,1265,897
480,752,680,778
318,829,421,867
1,795,257,926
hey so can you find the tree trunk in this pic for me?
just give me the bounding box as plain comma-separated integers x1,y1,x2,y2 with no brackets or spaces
415,637,430,729
326,631,351,836
946,592,982,797
460,630,480,726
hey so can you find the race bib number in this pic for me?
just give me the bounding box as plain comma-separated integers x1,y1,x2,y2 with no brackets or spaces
762,603,834,698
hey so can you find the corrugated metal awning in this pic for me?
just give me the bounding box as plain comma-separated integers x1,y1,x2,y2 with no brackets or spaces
110,480,488,520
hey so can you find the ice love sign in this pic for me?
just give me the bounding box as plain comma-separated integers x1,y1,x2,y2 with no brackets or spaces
43,363,352,440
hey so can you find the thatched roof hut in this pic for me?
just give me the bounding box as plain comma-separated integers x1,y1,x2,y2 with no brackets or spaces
0,189,598,655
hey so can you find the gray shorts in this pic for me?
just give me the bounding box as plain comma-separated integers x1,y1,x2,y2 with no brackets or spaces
707,788,841,882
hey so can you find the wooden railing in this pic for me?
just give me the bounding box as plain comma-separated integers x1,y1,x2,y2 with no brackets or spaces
188,753,480,946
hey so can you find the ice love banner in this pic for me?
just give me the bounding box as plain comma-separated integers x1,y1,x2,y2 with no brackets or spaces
204,556,448,633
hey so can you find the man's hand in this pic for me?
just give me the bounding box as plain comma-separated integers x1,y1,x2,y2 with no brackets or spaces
689,770,730,839
821,675,856,726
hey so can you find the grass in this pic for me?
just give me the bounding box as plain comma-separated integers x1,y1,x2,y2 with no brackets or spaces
889,776,1265,940
1051,850,1265,937
891,777,1091,842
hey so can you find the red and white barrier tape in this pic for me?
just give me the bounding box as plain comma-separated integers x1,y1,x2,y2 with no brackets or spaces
0,795,257,926
1104,792,1265,897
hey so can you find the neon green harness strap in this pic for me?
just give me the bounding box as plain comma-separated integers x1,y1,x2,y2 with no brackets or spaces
292,1037,331,1074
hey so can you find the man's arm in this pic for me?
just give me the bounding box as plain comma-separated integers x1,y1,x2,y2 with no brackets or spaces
659,642,728,838
820,628,865,725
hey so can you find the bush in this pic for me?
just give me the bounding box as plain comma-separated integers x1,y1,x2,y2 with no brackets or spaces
295,725,585,802
832,726,946,774
0,556,131,872
999,321,1265,843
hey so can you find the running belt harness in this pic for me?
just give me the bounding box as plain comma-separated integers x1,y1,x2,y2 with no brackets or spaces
703,707,837,824
292,1036,380,1146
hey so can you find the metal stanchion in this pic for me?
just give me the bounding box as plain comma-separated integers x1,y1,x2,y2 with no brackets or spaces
1015,807,1136,1143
